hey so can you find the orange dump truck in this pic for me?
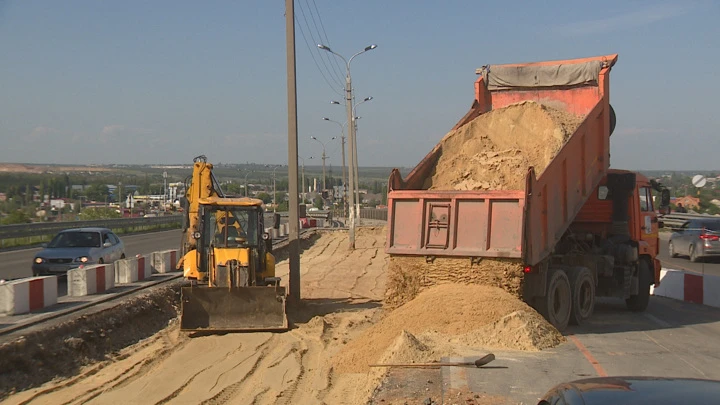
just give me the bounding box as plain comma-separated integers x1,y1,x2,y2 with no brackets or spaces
386,54,670,331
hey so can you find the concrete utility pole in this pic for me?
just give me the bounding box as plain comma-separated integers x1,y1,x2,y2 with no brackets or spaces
322,116,348,218
286,0,300,305
318,43,377,249
310,136,335,191
243,171,253,197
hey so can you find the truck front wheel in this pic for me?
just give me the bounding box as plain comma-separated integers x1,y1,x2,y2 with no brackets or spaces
568,267,595,325
626,260,651,312
537,269,572,332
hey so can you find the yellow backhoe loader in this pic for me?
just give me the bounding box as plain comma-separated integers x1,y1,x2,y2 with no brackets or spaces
177,156,287,332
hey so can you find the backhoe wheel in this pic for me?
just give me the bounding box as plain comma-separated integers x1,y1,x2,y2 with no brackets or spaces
537,269,572,332
568,267,595,325
626,260,651,312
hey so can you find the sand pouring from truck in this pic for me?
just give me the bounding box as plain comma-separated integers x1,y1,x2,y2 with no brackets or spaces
176,155,287,332
385,54,671,331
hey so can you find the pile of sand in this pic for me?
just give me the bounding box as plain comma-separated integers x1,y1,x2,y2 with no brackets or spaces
385,256,524,309
423,101,584,191
333,284,563,373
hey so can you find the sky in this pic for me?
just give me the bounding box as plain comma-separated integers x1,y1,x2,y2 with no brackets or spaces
1,1,719,170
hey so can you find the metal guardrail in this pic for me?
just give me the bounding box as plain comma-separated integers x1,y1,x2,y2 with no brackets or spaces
659,213,720,230
0,215,183,240
360,208,388,221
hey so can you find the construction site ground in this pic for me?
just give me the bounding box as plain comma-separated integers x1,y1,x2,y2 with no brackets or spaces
3,228,720,405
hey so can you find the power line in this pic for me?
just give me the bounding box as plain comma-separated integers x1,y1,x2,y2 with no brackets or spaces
296,0,343,89
307,0,345,83
294,14,342,97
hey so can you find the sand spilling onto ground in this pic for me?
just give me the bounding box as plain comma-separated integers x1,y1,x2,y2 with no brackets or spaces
334,284,563,374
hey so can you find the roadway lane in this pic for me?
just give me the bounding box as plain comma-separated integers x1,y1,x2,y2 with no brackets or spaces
658,232,720,276
452,296,720,403
0,229,183,281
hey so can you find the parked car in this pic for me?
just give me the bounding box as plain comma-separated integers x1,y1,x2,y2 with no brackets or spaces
538,376,720,404
32,227,126,276
668,218,720,262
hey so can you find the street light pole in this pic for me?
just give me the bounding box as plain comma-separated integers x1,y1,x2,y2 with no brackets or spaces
310,136,335,191
298,156,313,203
318,43,377,249
352,97,373,219
322,116,348,219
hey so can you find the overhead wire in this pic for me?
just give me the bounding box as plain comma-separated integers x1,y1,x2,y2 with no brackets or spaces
307,0,346,83
294,13,343,97
296,0,344,91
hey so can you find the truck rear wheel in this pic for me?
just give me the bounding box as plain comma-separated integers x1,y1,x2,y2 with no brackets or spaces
537,269,572,332
626,260,651,312
568,267,595,325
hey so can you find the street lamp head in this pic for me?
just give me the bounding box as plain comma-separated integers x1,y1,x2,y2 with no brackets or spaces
364,96,373,102
330,100,341,105
365,44,378,51
322,117,330,121
317,44,331,51
311,136,318,140
331,137,336,140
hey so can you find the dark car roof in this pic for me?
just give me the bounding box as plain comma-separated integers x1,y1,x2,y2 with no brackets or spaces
59,227,112,233
547,376,720,405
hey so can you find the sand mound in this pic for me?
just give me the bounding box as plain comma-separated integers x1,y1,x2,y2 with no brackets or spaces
333,284,560,373
376,330,438,366
438,310,564,352
385,256,524,309
424,101,584,191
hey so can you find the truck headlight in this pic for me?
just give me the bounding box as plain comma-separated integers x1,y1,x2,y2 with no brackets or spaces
74,256,89,263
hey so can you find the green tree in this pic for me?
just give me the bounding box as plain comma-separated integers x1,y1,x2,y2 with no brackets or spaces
1,210,31,225
255,192,272,204
85,184,110,202
313,197,323,210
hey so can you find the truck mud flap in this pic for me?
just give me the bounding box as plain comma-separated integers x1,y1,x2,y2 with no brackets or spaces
180,286,288,332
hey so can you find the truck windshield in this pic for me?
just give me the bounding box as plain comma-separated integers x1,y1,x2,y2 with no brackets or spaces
203,206,258,247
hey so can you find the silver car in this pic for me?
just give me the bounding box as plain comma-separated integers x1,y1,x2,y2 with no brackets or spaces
668,219,720,262
32,227,126,275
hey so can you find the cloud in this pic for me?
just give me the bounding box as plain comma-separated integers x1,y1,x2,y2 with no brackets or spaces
27,126,61,141
554,3,692,36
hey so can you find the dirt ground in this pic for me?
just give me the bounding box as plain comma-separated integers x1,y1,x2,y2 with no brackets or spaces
3,228,390,405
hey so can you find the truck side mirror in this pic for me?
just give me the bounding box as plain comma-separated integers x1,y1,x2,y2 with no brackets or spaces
661,189,671,207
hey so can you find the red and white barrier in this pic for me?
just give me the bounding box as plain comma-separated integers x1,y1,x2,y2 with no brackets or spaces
114,255,152,284
651,268,720,308
68,264,115,297
136,254,152,280
152,250,178,274
0,276,58,315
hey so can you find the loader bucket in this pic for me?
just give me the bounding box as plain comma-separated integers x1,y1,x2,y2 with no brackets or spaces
180,286,288,332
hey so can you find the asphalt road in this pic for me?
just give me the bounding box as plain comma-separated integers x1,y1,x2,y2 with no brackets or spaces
431,295,720,404
658,232,720,276
0,229,183,281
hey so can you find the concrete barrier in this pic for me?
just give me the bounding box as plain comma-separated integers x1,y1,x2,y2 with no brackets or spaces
0,276,58,315
68,264,115,297
651,267,720,308
115,256,154,284
136,254,152,280
152,250,178,274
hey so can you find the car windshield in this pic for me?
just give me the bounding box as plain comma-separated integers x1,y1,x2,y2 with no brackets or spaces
47,231,102,248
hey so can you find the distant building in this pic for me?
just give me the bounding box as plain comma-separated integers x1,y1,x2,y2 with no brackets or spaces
675,195,700,210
